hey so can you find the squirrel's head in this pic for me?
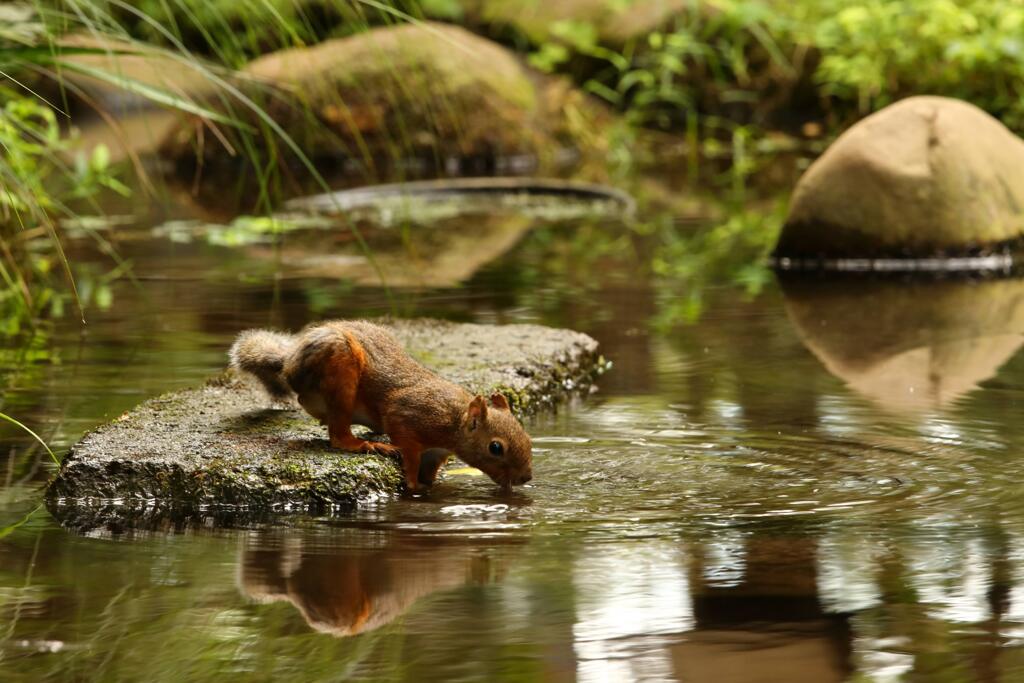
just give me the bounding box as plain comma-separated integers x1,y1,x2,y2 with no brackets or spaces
459,393,532,490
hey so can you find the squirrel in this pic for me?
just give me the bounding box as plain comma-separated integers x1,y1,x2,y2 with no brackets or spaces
228,320,533,491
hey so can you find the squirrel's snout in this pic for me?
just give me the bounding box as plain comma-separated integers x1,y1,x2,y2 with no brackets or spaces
516,472,532,485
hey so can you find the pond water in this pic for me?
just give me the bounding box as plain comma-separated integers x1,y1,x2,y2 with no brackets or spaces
3,169,1024,682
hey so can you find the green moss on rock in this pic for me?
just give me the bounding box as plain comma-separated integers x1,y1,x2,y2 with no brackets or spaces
160,22,609,172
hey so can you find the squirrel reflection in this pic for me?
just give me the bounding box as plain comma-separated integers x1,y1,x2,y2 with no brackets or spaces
239,531,513,636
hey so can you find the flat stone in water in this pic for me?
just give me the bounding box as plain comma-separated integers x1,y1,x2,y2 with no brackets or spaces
46,319,601,525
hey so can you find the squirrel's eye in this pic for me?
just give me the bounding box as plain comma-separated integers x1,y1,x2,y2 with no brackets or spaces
488,440,504,456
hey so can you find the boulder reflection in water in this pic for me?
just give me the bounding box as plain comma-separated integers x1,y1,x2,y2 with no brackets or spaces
780,276,1024,412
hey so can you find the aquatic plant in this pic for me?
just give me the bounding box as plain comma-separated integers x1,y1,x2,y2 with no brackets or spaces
0,412,58,465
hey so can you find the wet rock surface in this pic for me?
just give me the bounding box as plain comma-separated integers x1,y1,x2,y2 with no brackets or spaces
47,319,602,525
776,96,1024,259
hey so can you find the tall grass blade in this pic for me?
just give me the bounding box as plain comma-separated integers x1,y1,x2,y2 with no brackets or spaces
0,504,41,540
51,59,255,130
0,411,59,466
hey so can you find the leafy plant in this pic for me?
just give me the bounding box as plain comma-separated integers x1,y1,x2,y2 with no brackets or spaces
810,0,1024,128
521,0,1024,134
526,1,798,133
0,1,393,329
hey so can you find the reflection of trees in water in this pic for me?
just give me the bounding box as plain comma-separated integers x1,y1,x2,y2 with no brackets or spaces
568,534,852,683
818,520,1024,680
565,522,1024,681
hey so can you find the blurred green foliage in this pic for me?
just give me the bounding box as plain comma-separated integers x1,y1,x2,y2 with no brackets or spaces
525,0,1024,132
810,0,1024,127
0,1,352,330
0,79,126,328
87,0,442,67
651,203,784,326
8,0,1024,338
0,87,64,219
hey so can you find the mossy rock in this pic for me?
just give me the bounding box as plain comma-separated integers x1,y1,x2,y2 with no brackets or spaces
160,22,609,173
46,319,602,528
775,97,1024,259
458,0,689,46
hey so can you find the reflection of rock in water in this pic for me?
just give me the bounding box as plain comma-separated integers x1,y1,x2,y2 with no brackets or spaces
239,531,512,637
780,277,1024,412
272,212,534,288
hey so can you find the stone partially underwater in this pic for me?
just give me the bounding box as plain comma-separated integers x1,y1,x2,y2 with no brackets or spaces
47,319,602,530
774,96,1024,271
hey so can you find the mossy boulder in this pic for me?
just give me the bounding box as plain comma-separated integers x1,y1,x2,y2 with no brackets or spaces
160,22,608,173
46,319,602,528
775,96,1024,259
459,0,688,46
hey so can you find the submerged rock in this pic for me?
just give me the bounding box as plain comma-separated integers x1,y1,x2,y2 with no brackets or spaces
775,97,1024,259
160,22,608,173
146,178,634,288
47,319,602,524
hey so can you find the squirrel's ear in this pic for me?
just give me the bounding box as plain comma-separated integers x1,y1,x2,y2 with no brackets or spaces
489,393,510,411
468,395,488,429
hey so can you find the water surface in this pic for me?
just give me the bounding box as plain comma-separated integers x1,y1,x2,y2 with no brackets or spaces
3,177,1024,682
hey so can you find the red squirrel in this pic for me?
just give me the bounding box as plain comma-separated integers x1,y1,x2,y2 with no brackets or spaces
229,320,533,491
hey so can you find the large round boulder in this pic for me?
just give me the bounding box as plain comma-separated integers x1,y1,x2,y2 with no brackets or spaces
775,96,1024,258
160,22,606,173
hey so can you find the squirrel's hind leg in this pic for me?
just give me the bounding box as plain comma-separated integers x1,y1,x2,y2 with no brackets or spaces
328,421,400,457
321,339,399,458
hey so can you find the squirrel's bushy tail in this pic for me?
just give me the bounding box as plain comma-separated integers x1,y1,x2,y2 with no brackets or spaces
229,329,296,399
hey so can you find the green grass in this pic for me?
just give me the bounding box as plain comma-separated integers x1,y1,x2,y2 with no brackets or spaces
0,0,408,330
0,412,59,465
0,0,405,459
